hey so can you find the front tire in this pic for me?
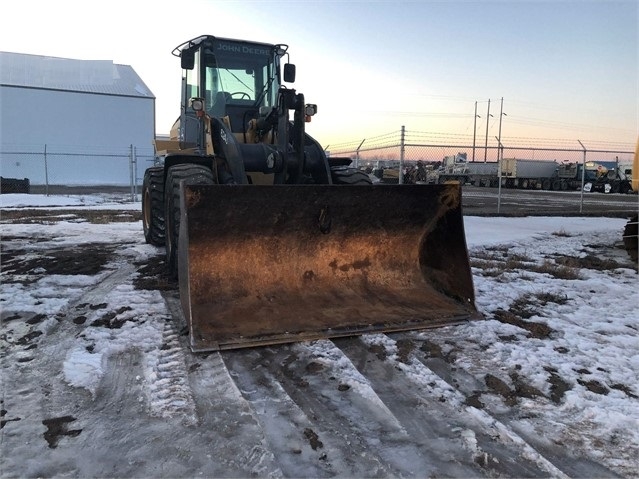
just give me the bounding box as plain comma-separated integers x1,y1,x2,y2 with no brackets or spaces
165,164,215,279
142,167,166,246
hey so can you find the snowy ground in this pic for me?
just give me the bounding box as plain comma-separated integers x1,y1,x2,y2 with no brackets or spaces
1,193,638,478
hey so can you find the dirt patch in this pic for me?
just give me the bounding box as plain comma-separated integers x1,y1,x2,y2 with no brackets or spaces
42,416,82,448
493,310,554,339
544,366,572,403
577,379,609,395
419,339,459,364
1,244,117,277
303,428,324,450
1,209,141,224
396,338,415,364
553,253,623,272
610,384,638,399
485,374,517,406
533,260,582,280
15,330,43,346
133,257,175,292
464,392,485,409
510,372,545,399
484,372,545,406
471,249,586,280
491,292,562,338
368,343,387,361
305,361,324,374
90,306,134,329
1,407,21,429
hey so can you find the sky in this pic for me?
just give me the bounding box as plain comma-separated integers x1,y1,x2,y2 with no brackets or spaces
1,193,638,476
1,0,636,151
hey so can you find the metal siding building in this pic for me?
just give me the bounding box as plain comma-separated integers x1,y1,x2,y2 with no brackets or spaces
0,52,155,186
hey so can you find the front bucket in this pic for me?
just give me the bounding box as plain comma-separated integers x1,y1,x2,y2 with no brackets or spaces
178,183,480,351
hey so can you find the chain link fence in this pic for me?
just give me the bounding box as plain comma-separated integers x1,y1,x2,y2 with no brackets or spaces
328,127,636,215
1,131,636,215
329,127,634,176
0,144,155,201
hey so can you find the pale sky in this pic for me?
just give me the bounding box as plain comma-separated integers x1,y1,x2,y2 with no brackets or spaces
1,0,636,150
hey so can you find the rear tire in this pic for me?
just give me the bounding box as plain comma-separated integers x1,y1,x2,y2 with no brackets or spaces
330,167,373,185
165,164,215,279
611,181,620,194
142,167,165,246
623,214,638,263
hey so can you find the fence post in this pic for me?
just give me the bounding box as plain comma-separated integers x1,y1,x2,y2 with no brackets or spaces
44,144,49,196
577,140,586,214
133,146,139,202
399,126,405,184
496,138,504,214
129,144,135,202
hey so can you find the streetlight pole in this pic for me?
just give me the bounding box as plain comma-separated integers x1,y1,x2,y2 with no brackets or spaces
484,99,492,162
495,136,504,214
472,101,480,162
497,97,506,152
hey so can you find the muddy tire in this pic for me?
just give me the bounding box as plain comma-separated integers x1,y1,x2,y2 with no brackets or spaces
165,164,215,279
142,167,166,246
330,167,373,185
623,214,638,264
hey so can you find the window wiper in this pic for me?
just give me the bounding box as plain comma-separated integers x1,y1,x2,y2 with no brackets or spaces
253,74,275,108
222,68,253,94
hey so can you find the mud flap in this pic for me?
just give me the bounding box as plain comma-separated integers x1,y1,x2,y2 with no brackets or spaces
178,183,481,351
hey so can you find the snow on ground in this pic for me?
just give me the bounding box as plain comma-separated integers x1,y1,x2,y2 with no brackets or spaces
0,192,140,210
1,193,638,477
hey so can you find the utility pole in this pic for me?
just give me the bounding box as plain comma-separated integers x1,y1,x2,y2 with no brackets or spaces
484,99,492,162
399,125,405,184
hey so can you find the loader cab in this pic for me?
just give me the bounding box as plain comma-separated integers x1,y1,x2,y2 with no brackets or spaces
177,35,293,148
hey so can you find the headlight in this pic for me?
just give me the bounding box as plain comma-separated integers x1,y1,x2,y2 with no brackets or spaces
189,98,205,112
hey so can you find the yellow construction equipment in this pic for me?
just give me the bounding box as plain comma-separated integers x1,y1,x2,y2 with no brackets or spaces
142,35,480,351
622,137,638,264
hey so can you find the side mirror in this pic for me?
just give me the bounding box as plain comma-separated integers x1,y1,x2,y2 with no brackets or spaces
283,63,296,83
181,49,195,70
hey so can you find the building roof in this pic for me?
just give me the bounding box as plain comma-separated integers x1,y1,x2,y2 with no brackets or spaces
0,51,155,99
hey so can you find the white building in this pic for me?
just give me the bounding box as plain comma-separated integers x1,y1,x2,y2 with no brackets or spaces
0,52,155,187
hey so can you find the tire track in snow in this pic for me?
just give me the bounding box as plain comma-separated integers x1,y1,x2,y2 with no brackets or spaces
221,340,490,477
181,351,283,477
222,347,347,478
351,333,580,478
163,291,283,477
397,333,623,479
144,320,198,425
334,335,556,478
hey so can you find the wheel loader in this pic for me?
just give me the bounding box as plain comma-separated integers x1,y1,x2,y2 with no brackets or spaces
142,35,480,351
622,137,638,264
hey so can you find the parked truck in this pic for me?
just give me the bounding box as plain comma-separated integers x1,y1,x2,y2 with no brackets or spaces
435,155,632,194
581,161,633,194
437,153,470,183
499,158,559,189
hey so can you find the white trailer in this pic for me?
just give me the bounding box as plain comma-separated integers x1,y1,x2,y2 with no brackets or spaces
499,159,559,189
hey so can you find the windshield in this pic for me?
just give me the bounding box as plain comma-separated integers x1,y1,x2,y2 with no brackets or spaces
201,39,279,111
